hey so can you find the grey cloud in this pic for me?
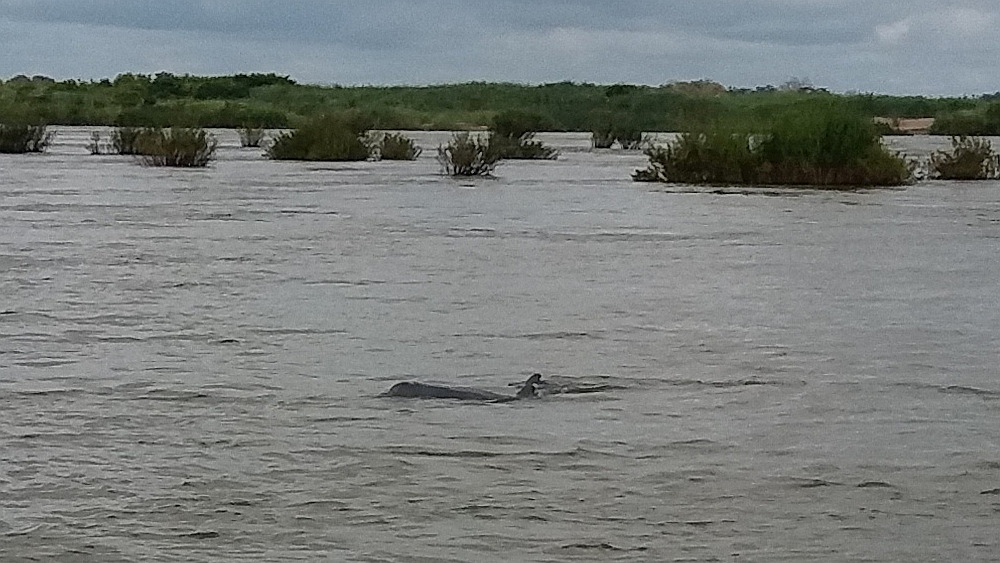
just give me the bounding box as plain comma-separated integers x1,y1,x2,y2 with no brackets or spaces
1,1,999,94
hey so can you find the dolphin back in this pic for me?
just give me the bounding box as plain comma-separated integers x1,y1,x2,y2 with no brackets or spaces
385,382,509,401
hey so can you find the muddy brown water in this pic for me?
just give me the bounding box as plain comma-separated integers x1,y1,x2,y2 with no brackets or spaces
2,130,998,561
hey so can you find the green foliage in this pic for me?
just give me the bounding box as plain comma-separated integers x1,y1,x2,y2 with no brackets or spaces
487,109,558,160
2,73,1000,133
633,129,757,184
489,109,553,138
267,113,373,161
487,132,559,160
929,136,999,180
136,127,217,167
0,123,53,153
374,132,422,160
634,104,912,187
588,110,646,149
436,133,501,176
930,103,1000,135
238,126,267,148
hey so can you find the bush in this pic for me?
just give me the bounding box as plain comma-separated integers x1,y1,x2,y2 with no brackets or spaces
0,123,53,153
929,136,999,180
589,110,646,149
488,132,559,160
633,129,757,184
87,131,103,155
490,109,553,139
373,132,421,160
110,127,149,155
136,127,217,167
613,126,645,150
488,109,558,160
591,129,616,149
267,113,373,161
238,126,267,148
436,132,501,176
634,104,912,186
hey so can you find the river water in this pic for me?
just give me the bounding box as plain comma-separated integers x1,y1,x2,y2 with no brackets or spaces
1,130,998,562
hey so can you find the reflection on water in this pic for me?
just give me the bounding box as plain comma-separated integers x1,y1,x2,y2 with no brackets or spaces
2,129,999,561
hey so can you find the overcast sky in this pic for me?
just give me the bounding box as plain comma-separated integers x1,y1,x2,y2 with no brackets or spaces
1,1,998,95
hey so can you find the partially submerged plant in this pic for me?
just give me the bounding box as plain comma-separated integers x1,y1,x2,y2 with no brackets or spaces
110,127,149,155
87,131,103,155
488,132,559,160
267,113,373,161
136,127,217,167
928,136,999,180
238,126,267,148
614,127,646,150
488,109,558,160
373,132,422,160
633,105,912,187
436,132,501,176
591,129,616,149
0,123,53,153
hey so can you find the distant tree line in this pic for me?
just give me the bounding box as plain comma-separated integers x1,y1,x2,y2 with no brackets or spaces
1,72,999,134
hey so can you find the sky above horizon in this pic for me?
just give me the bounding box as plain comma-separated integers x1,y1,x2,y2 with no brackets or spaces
1,1,998,96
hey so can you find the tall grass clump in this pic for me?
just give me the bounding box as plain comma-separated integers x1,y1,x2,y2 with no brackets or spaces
238,126,267,148
136,127,217,167
110,127,149,155
929,136,999,180
488,109,558,160
634,104,912,187
267,113,373,161
372,132,422,160
0,123,53,153
590,112,646,149
437,132,501,176
591,126,645,149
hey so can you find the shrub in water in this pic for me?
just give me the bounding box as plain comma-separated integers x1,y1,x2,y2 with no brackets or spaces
0,123,53,153
267,113,373,161
488,132,559,160
110,127,149,155
488,109,558,160
87,131,103,155
136,127,217,167
613,126,646,150
591,129,616,149
929,136,999,180
371,132,422,160
238,126,267,148
634,104,912,187
436,132,501,176
633,129,757,184
589,111,645,149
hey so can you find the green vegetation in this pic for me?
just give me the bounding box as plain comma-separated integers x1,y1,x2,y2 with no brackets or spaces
238,126,267,148
928,136,999,180
136,127,217,167
3,72,997,135
488,109,558,159
267,113,372,161
634,102,912,187
374,132,422,160
437,133,500,176
589,110,645,149
0,123,53,153
930,102,1000,135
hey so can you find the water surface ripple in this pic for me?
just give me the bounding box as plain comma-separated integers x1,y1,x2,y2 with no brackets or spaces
1,130,998,561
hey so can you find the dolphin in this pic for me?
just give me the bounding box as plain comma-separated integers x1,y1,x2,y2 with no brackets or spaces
384,373,544,402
